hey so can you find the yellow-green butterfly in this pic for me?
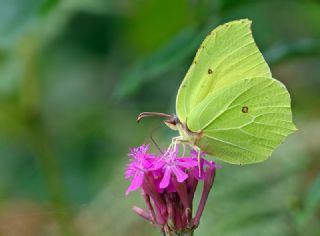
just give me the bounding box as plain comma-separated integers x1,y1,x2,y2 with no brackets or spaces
137,19,296,165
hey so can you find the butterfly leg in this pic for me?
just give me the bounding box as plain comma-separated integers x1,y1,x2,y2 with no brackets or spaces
171,136,191,150
171,136,202,174
163,136,182,156
171,136,180,152
192,145,202,176
182,144,186,156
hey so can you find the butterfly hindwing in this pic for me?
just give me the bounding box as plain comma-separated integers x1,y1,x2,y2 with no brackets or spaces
187,77,296,164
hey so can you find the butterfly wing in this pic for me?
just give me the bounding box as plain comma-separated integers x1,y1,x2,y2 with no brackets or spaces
187,77,296,164
176,19,271,123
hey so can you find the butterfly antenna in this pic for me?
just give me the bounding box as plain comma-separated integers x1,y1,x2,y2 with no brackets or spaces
137,112,173,123
150,125,164,154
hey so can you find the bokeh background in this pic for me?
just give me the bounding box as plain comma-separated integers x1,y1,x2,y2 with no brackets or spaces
0,0,319,235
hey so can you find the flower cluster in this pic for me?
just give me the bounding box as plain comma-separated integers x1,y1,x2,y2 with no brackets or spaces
125,144,219,235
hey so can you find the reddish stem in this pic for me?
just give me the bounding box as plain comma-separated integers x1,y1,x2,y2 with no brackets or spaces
172,176,190,210
164,193,175,228
142,190,157,224
193,168,216,227
187,169,198,205
132,206,152,221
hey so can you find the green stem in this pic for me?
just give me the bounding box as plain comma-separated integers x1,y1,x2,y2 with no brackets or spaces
163,225,194,236
20,36,76,236
29,128,76,236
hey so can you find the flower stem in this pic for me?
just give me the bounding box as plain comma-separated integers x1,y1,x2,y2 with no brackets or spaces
163,225,194,236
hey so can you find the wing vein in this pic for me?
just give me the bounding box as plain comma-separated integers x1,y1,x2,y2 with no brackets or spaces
204,135,263,156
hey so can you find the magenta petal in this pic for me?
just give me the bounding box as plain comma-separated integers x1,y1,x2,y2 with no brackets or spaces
125,165,136,179
171,166,188,183
159,167,171,189
151,159,165,170
126,172,144,195
176,158,198,168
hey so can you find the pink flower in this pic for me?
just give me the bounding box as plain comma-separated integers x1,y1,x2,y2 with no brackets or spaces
125,145,155,195
155,148,198,189
125,144,219,234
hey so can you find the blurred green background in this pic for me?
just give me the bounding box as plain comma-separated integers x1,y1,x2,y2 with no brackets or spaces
0,0,319,235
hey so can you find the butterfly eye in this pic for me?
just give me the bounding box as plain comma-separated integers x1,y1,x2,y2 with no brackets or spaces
242,106,249,113
208,69,213,74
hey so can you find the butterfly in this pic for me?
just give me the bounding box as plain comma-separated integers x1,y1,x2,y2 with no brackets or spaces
137,19,296,165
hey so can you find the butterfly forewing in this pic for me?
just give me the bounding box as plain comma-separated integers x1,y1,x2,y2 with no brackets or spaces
176,19,271,123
